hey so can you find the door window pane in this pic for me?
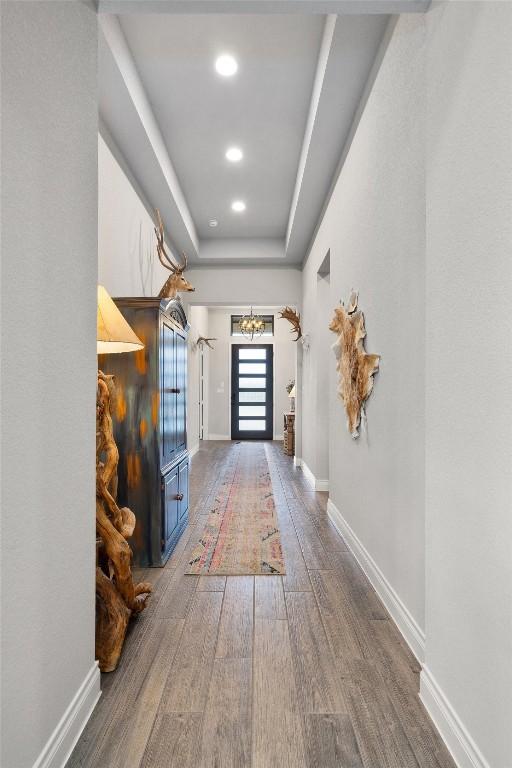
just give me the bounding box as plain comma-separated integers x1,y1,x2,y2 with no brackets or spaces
239,406,266,417
239,363,266,374
239,377,266,388
238,420,266,431
239,348,267,360
239,391,266,402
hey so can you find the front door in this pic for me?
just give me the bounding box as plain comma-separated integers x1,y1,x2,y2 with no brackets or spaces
231,344,273,440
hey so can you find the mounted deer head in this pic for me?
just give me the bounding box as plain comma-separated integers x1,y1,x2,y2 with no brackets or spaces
154,209,195,299
278,306,302,341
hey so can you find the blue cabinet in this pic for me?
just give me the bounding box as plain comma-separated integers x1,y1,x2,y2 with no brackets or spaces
98,297,190,566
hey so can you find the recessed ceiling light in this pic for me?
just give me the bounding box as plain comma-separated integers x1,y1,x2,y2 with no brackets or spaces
209,219,218,228
231,200,246,213
215,54,238,77
226,146,243,163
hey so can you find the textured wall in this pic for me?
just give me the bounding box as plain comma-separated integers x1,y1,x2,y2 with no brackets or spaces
302,13,426,634
424,3,512,765
98,132,169,297
0,4,98,766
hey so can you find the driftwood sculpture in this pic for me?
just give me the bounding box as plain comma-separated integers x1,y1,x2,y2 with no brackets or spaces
154,209,195,299
279,306,302,341
96,371,152,672
329,291,380,439
197,336,217,350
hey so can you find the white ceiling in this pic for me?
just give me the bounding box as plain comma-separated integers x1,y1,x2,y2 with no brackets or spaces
98,6,421,265
119,15,324,240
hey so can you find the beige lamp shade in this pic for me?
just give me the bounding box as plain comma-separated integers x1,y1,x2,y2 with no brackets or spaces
288,384,296,398
97,285,144,354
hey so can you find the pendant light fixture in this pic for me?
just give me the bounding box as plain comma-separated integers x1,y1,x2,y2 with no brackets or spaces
239,307,265,341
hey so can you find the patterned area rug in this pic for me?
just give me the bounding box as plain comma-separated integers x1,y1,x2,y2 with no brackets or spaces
186,442,285,575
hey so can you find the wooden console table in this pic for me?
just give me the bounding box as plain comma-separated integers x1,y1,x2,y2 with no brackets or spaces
283,412,295,456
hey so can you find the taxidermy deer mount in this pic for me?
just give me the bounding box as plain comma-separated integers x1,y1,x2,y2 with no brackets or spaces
154,209,195,299
197,336,217,350
329,291,380,439
279,306,302,341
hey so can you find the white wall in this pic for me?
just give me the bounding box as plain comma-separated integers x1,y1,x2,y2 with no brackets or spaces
98,131,169,297
206,308,296,440
1,4,99,767
422,3,512,766
186,266,301,307
302,13,426,638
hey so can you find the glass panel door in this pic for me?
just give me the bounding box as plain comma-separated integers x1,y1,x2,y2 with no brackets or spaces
231,344,273,440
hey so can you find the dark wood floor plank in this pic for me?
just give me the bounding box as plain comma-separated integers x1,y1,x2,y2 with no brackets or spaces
344,660,420,768
253,619,307,767
105,619,186,768
254,575,286,619
305,713,364,768
285,591,347,714
199,658,252,767
140,713,201,768
309,569,372,662
197,575,227,592
216,576,254,658
160,591,223,713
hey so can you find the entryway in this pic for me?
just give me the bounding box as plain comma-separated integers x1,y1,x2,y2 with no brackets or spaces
230,344,274,440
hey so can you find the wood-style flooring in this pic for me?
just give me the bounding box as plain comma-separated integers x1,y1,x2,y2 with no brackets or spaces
69,441,455,768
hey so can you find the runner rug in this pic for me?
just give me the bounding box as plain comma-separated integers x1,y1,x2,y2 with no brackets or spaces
185,442,285,575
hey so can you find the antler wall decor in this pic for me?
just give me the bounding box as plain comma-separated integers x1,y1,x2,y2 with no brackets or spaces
329,291,380,439
278,306,302,341
154,209,195,299
197,336,217,350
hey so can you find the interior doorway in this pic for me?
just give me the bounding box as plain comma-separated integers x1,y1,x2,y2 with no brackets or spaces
230,344,274,440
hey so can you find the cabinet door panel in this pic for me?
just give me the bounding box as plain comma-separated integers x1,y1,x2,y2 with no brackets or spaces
162,321,177,465
175,331,187,452
178,459,189,519
162,468,179,552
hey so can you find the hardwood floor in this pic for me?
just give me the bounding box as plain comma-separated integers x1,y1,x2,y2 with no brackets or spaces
69,441,455,768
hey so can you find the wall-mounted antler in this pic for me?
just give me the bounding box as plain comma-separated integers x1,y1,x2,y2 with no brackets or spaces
154,209,195,299
197,336,217,350
278,306,302,341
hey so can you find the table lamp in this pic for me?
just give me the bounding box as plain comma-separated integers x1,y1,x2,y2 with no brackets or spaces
95,285,151,673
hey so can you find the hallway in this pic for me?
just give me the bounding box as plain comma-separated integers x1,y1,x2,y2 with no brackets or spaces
70,442,454,768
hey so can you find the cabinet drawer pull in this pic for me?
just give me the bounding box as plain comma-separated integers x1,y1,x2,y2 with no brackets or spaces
176,493,184,501
165,387,181,393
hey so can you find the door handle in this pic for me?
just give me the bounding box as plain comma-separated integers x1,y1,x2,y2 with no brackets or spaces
175,493,184,501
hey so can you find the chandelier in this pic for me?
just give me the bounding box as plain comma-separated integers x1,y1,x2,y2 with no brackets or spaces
239,307,265,340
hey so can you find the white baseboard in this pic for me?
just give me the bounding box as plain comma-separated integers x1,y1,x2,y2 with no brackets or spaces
188,443,199,459
33,662,100,768
327,498,425,663
420,666,490,768
207,434,230,441
300,460,329,492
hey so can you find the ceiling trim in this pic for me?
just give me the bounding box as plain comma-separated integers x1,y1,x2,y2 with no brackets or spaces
99,1,430,14
99,15,199,258
286,14,336,253
302,13,397,268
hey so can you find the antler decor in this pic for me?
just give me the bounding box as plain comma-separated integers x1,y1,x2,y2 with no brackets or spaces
197,336,217,350
154,209,195,299
278,306,302,341
329,291,380,439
